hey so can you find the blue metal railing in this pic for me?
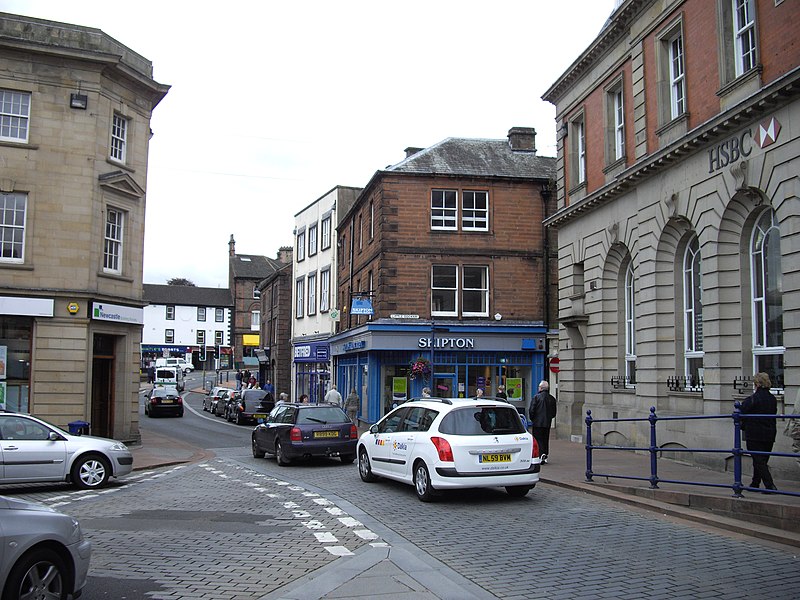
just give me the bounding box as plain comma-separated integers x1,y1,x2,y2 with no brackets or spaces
585,404,800,498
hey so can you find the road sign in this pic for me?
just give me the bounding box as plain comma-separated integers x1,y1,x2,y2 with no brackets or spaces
549,357,560,373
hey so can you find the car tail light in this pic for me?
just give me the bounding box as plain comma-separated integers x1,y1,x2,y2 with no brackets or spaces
177,397,183,405
532,437,540,459
290,427,302,442
430,437,453,462
151,398,159,405
349,424,358,439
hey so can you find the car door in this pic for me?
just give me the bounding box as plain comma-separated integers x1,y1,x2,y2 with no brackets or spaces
0,415,68,483
388,406,432,478
368,407,408,477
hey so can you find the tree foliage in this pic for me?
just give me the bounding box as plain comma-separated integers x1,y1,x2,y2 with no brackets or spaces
167,277,196,286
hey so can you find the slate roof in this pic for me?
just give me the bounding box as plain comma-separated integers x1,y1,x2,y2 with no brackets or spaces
229,254,282,280
143,284,232,307
386,137,555,180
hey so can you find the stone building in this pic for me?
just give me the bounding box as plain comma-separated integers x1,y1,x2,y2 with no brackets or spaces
542,0,799,477
329,128,556,423
0,13,168,439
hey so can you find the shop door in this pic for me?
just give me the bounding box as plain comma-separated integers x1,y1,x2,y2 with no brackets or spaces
432,374,455,398
91,334,115,438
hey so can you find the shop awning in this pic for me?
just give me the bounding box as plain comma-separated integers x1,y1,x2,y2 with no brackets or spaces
243,334,260,346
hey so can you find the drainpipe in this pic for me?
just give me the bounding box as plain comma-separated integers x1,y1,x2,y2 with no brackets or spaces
541,181,553,356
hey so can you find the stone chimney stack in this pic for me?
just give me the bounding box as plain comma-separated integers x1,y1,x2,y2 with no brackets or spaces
277,246,293,264
404,147,424,159
228,234,236,257
507,127,536,153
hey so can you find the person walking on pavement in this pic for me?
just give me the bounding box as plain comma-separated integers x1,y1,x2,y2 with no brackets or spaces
235,369,243,391
421,387,432,398
496,385,507,401
529,380,557,464
741,372,778,491
324,385,343,407
345,388,360,425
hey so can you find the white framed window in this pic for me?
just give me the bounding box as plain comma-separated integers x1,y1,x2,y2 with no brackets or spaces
462,266,489,316
307,272,317,316
110,113,128,163
750,209,784,386
0,90,30,143
295,278,305,318
296,229,306,261
624,262,636,385
431,190,458,230
432,265,458,316
215,308,224,322
308,223,318,256
103,208,124,274
605,80,625,164
215,330,223,346
462,191,488,231
166,305,175,320
683,236,703,385
253,286,261,299
0,192,27,262
358,214,363,250
321,216,332,250
197,330,205,345
613,89,625,160
733,0,756,76
165,329,174,344
197,307,206,321
250,311,260,331
570,115,586,187
320,268,330,312
669,33,686,120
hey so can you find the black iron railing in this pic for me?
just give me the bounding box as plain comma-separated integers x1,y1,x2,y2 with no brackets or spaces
611,375,635,390
667,375,704,392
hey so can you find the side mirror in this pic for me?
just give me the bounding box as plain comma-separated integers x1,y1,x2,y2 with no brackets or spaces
49,431,60,441
369,424,378,434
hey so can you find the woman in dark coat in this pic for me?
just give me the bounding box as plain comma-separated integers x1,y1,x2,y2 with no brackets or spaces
740,372,778,491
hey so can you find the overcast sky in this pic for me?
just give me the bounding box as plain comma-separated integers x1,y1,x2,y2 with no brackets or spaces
6,1,616,288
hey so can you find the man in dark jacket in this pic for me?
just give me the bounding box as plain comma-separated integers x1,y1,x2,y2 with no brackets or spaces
529,380,557,463
740,372,778,491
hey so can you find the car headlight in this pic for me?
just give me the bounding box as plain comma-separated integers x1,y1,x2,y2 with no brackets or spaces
108,442,129,452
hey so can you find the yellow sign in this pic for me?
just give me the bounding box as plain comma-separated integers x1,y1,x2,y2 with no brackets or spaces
243,334,260,346
67,302,80,314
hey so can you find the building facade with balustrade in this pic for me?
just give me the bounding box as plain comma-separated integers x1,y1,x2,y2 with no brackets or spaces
543,0,799,477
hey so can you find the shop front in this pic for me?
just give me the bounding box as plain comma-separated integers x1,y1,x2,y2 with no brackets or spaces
329,320,548,425
293,340,331,403
141,345,197,371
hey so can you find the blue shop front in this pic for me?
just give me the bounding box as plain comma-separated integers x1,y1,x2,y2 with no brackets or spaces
293,340,331,403
329,319,548,425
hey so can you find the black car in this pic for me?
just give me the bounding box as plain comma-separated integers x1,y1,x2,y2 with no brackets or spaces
145,386,184,417
228,389,274,425
216,390,237,417
251,403,358,466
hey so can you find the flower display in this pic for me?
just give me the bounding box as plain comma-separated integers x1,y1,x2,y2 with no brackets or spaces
410,357,432,381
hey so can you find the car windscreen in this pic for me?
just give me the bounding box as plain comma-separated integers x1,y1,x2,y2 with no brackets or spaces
152,389,180,399
297,407,349,425
438,406,526,435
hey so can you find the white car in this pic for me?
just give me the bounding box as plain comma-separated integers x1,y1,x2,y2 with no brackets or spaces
0,412,134,489
0,496,91,600
357,397,540,501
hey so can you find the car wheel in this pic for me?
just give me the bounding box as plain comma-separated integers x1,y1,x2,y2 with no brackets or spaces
413,461,438,502
177,410,184,418
146,408,154,418
252,437,265,458
340,453,356,465
358,447,378,482
71,454,110,489
505,485,533,498
276,440,291,466
203,403,208,412
4,547,68,600
236,412,244,426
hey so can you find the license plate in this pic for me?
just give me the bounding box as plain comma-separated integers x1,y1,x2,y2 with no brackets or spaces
479,453,511,463
161,400,174,404
253,414,267,419
313,430,339,439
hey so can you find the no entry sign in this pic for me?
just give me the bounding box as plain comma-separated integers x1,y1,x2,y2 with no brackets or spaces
549,357,560,373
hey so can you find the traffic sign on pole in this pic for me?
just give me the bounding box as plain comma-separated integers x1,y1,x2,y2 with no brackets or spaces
549,357,560,373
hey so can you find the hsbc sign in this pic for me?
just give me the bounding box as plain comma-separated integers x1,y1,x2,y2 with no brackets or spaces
708,116,781,174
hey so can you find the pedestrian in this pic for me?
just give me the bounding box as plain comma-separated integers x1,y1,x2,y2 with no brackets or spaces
345,388,360,425
475,388,484,398
264,379,275,395
740,372,778,491
299,393,309,403
147,365,155,385
785,389,800,469
235,369,242,391
248,375,257,389
276,392,288,407
421,387,431,398
496,385,507,401
529,380,557,464
324,385,343,407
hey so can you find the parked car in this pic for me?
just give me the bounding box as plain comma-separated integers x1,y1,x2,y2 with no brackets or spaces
227,389,274,425
203,387,229,413
0,496,92,600
252,403,358,466
357,397,540,501
218,390,240,418
0,412,133,489
145,386,184,417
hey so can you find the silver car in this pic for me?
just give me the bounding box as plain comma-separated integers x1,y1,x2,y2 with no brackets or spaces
0,412,134,489
0,495,91,600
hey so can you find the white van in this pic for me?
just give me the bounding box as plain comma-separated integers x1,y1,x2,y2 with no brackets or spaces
154,366,185,392
156,357,193,374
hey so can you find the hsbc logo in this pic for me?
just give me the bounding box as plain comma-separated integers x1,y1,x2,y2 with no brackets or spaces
708,115,782,173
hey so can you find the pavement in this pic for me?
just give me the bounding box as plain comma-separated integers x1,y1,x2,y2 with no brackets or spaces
130,392,800,600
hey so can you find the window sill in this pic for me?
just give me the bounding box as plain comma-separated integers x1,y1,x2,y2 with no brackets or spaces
655,112,690,137
0,140,39,150
567,181,587,197
0,261,33,271
105,158,135,173
603,156,627,175
98,271,133,283
717,65,762,98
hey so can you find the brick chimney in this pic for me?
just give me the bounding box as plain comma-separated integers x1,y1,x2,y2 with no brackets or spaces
277,246,293,264
507,127,536,153
228,234,236,257
404,147,424,158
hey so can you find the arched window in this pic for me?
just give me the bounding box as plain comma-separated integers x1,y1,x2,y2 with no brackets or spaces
625,261,636,385
750,209,783,387
683,236,703,387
